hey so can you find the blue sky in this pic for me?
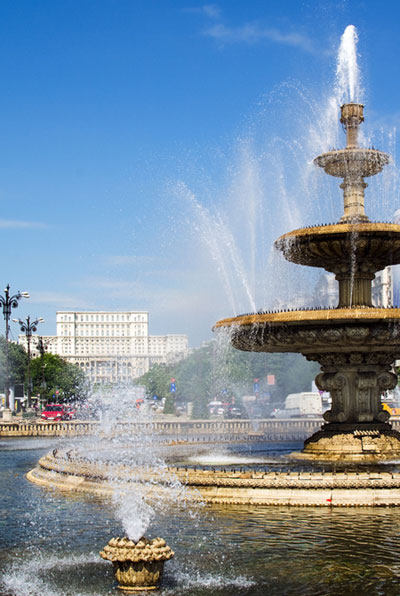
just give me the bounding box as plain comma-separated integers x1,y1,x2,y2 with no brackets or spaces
2,0,400,345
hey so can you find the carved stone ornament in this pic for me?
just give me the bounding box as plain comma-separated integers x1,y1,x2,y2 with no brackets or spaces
100,536,174,591
230,321,400,355
315,368,396,424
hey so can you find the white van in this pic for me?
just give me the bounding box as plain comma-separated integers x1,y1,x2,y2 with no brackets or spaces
284,392,322,417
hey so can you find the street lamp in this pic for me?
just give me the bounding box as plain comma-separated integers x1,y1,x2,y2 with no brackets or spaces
13,316,44,409
36,336,54,409
0,284,29,414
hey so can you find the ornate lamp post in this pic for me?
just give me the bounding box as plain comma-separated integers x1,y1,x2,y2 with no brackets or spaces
36,336,53,409
0,284,29,417
13,316,44,409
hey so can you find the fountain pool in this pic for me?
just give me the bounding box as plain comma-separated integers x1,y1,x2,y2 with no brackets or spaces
4,438,400,595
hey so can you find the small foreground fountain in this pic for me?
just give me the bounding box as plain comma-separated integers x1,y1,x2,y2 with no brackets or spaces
215,97,400,461
100,536,174,592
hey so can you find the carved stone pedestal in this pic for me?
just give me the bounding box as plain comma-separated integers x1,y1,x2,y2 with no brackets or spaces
315,363,397,425
297,358,400,461
300,422,400,462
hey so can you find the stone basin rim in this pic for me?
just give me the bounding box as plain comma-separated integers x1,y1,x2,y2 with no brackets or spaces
214,307,400,329
27,450,400,505
276,221,400,243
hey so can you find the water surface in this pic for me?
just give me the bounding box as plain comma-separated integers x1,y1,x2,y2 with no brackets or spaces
1,438,400,595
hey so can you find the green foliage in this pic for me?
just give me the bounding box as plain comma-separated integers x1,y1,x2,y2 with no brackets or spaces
163,394,176,415
138,363,171,400
30,353,89,402
191,393,209,419
136,340,319,418
0,336,89,403
0,336,28,390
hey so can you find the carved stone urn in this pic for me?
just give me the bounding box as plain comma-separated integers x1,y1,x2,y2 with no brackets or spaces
100,536,174,591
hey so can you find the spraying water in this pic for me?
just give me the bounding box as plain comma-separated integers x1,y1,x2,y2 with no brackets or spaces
180,23,395,321
336,25,362,105
63,387,194,544
176,180,257,314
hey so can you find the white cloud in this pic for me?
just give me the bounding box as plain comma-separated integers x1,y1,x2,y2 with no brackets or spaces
77,277,147,301
202,4,221,19
204,23,314,53
28,291,93,309
0,218,46,229
105,255,158,267
185,4,221,19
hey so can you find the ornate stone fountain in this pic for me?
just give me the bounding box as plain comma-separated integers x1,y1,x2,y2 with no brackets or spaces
100,536,174,591
215,102,400,461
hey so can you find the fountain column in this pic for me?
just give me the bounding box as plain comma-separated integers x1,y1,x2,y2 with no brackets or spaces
339,104,369,223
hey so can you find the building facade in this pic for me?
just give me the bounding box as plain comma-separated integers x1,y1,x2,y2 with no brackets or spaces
314,269,394,309
372,267,393,308
18,310,189,385
314,272,338,308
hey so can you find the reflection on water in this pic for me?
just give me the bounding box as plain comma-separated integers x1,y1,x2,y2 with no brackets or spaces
2,438,400,595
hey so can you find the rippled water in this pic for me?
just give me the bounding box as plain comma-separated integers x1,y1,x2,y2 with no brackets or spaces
2,438,400,595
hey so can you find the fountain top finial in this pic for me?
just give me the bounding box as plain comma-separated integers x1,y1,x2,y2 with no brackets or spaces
314,102,388,223
340,103,364,148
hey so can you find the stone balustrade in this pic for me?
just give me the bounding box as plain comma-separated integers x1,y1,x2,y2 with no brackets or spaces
3,417,400,441
0,418,325,440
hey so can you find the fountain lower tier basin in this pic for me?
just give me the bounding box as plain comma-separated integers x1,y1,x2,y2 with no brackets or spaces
216,309,400,449
275,222,400,273
215,308,400,358
27,449,400,506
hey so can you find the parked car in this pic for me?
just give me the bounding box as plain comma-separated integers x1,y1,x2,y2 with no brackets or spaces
284,392,322,418
271,393,323,418
63,405,77,420
41,404,68,421
227,407,243,419
75,402,98,420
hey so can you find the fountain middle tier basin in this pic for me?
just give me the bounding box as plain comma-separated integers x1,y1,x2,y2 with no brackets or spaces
275,222,400,273
314,148,389,178
215,308,400,358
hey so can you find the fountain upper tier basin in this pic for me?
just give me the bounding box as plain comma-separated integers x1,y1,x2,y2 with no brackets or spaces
214,308,400,359
275,222,400,273
314,148,389,178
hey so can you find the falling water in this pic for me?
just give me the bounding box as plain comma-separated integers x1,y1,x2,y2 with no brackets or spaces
176,180,257,314
176,23,398,326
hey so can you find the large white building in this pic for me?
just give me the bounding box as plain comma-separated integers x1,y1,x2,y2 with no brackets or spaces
18,310,189,385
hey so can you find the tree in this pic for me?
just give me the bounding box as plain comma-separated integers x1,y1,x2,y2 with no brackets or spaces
0,336,28,391
163,394,176,415
138,364,171,400
30,353,89,403
136,339,319,418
